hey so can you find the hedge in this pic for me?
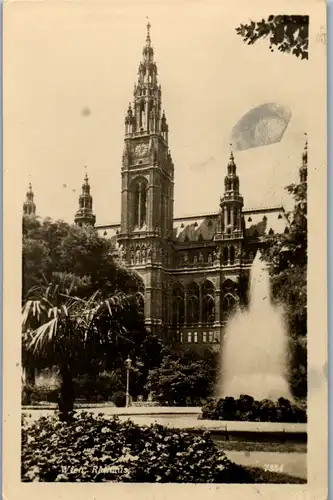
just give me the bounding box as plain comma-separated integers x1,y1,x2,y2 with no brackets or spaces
200,395,307,423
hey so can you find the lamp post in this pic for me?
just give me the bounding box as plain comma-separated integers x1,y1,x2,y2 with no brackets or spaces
125,356,132,407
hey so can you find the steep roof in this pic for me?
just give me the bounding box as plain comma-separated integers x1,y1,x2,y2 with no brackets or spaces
96,205,287,244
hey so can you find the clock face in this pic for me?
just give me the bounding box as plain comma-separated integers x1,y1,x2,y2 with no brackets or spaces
134,142,148,157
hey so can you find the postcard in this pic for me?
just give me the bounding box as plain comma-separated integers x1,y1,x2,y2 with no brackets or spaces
3,0,327,499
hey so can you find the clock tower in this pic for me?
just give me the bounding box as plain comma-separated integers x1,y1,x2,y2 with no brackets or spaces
117,22,174,339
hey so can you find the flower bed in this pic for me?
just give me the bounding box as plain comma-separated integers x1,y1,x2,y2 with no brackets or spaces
22,412,264,483
200,396,307,423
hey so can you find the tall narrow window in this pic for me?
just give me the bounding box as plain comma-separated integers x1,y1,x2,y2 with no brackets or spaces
186,282,200,325
222,293,237,320
229,246,235,265
201,280,215,324
172,283,185,327
223,247,229,265
134,185,140,227
141,185,147,226
133,180,148,229
187,332,192,343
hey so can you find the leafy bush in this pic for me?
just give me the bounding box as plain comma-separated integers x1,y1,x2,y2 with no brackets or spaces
22,412,254,483
146,352,217,406
73,371,124,402
22,370,125,406
22,384,34,405
22,384,59,405
201,395,307,423
112,391,127,408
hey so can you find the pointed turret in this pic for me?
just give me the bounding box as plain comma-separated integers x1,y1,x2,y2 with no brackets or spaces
224,149,240,194
23,183,36,216
217,146,244,239
74,171,96,227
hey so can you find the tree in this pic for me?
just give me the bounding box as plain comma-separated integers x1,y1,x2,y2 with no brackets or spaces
22,216,147,410
22,278,144,421
236,15,309,59
22,216,143,301
146,350,217,406
126,334,171,399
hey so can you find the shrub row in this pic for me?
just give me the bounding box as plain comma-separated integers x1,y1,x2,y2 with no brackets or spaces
22,385,59,405
22,371,127,406
200,395,307,423
22,412,255,483
22,385,128,408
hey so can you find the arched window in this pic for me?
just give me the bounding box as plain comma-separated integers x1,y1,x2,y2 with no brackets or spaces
171,283,185,326
222,293,237,320
201,280,215,324
186,282,200,325
229,246,235,265
132,179,148,229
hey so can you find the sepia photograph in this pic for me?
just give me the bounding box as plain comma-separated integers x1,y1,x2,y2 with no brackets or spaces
3,0,327,497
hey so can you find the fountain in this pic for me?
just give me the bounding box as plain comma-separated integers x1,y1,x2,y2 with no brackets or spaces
219,251,292,401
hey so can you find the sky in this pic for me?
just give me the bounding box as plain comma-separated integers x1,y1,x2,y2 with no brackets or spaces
5,0,316,225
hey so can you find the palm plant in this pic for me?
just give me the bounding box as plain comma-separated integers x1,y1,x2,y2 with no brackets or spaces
22,276,140,421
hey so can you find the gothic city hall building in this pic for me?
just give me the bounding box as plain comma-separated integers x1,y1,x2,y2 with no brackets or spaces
95,23,291,351
24,24,307,351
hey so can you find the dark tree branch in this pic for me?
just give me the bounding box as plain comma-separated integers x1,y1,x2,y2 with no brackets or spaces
236,15,309,60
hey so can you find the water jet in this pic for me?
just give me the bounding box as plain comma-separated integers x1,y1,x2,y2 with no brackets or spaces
219,251,291,401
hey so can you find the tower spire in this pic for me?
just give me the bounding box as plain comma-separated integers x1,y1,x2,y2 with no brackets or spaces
124,21,167,140
23,182,36,216
146,18,151,45
74,169,96,227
